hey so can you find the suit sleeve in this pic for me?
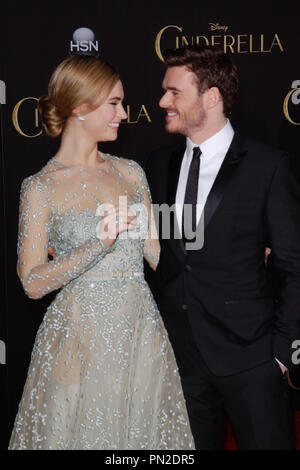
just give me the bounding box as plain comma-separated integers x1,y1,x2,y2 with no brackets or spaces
267,153,300,370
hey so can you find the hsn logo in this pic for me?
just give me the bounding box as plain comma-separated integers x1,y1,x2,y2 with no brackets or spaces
70,27,99,56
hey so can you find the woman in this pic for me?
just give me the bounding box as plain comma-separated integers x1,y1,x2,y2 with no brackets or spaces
9,55,194,450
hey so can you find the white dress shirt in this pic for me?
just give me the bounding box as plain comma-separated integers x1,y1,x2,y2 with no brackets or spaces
175,119,234,233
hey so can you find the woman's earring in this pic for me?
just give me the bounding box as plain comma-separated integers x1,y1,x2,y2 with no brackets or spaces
78,114,85,121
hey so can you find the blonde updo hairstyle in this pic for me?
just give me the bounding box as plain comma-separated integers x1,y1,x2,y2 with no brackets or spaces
38,55,120,137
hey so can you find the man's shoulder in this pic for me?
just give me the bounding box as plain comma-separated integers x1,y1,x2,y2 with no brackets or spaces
234,133,291,169
237,133,287,159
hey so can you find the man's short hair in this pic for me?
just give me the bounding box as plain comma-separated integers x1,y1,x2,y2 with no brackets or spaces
163,45,239,116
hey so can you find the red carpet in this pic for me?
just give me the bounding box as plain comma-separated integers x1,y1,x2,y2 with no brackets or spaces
224,411,300,449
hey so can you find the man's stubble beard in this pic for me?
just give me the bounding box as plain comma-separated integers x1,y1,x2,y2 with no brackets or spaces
165,109,207,138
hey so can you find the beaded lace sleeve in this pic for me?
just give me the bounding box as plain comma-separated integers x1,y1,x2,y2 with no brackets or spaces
128,161,160,271
17,176,110,300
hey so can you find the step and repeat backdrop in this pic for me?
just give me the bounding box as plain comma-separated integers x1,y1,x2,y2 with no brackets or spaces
1,1,300,445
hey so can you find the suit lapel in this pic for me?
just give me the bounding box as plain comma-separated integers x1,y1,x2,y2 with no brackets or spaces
164,134,247,253
167,145,186,207
203,133,247,230
166,145,186,255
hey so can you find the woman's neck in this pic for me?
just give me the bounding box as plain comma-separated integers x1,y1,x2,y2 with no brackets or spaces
53,122,104,168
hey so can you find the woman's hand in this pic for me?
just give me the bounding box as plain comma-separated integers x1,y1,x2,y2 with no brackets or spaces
96,203,137,248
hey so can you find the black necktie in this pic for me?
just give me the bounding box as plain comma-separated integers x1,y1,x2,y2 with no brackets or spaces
182,146,201,245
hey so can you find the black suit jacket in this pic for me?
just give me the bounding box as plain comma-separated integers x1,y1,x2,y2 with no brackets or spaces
146,133,300,376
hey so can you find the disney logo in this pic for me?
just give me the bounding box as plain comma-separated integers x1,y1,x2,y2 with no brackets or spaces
209,23,228,32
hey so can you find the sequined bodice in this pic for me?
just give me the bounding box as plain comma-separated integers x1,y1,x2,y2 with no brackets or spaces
49,205,146,276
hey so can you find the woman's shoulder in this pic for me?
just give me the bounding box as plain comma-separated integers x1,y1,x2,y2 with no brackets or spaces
21,172,44,192
20,158,59,194
108,154,146,181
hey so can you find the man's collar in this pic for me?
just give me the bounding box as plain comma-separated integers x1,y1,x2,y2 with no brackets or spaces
186,119,234,160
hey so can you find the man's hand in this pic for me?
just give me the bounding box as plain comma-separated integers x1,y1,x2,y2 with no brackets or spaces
48,246,56,260
279,363,287,375
48,246,68,289
275,358,287,375
265,247,271,264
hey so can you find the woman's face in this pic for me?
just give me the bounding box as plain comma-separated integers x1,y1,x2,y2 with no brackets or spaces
82,80,127,142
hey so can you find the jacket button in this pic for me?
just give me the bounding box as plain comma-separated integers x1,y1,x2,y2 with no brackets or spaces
185,265,192,272
182,304,187,311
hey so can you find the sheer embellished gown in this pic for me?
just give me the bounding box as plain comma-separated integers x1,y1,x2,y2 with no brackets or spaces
9,154,194,450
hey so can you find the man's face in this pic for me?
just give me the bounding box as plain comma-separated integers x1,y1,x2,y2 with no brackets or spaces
159,66,207,139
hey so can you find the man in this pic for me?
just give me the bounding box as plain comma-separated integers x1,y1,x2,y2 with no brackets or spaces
146,45,300,450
